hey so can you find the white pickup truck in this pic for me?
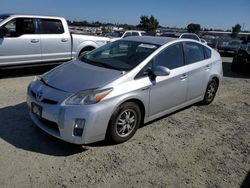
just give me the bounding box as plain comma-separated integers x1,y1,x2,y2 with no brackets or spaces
0,14,110,67
107,30,147,42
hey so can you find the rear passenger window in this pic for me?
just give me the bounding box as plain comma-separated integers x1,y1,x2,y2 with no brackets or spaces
40,19,64,34
132,32,139,36
123,32,132,38
204,46,212,59
154,43,184,69
184,42,205,64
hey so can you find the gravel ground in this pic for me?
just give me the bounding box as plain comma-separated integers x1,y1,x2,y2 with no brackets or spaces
0,57,249,188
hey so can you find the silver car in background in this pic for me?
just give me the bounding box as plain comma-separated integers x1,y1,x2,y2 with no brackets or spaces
27,36,223,144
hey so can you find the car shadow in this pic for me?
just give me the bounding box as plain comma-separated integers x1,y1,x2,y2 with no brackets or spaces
0,102,87,156
222,61,250,79
0,64,60,79
241,169,250,188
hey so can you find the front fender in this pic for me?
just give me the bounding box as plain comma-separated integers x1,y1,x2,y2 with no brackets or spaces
75,41,98,58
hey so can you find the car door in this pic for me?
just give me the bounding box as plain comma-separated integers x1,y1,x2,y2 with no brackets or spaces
149,43,188,116
183,42,211,101
0,17,41,65
38,18,71,62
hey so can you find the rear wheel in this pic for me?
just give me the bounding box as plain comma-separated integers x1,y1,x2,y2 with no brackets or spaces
107,102,141,143
201,79,218,105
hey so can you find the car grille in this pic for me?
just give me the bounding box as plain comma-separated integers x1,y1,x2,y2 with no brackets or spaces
35,114,60,134
31,90,58,105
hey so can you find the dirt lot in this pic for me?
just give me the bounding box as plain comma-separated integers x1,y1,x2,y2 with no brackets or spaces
0,58,249,188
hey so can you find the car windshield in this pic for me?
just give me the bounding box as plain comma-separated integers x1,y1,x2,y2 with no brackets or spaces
81,40,160,71
0,15,9,23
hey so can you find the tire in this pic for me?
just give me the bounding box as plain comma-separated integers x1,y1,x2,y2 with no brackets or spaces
201,79,218,105
231,58,239,72
78,47,95,58
107,102,141,143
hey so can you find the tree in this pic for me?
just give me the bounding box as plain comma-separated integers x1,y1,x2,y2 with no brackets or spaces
187,23,201,34
231,24,241,38
138,15,159,33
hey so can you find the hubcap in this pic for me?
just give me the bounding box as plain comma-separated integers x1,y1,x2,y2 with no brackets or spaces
206,82,216,101
116,109,137,137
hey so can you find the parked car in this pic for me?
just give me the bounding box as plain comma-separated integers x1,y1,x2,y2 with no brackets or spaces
0,14,110,68
179,33,201,42
160,32,180,38
231,41,250,72
201,35,218,49
109,30,147,42
105,30,125,38
27,36,223,144
217,39,241,55
200,38,208,44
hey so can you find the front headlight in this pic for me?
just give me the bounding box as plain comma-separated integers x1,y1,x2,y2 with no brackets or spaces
33,75,41,82
65,88,113,105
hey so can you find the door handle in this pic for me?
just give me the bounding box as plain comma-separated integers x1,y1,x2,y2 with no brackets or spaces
31,39,39,43
180,74,188,80
204,65,211,70
141,86,150,91
61,38,68,42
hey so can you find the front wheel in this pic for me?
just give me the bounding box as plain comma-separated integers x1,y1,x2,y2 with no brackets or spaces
107,102,141,143
201,79,218,105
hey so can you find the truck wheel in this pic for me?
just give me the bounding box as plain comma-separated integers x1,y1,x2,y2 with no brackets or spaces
107,102,141,143
79,47,95,57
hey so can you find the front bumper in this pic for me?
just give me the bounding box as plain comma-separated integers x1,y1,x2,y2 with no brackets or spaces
27,86,114,144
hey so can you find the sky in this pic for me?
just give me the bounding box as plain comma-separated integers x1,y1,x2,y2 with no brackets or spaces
1,0,250,30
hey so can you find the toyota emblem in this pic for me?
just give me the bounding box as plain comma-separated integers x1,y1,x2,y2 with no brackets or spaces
36,90,43,102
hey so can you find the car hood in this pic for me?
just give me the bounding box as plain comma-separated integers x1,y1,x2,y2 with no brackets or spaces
42,60,123,93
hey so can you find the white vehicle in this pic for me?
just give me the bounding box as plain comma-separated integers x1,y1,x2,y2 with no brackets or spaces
0,14,110,67
108,30,147,42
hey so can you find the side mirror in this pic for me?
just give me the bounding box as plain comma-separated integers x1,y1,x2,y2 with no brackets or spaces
152,66,170,76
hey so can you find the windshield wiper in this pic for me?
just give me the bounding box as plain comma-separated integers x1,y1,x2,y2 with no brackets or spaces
92,61,119,70
81,57,122,70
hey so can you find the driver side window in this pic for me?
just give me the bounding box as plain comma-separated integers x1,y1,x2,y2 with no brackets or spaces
154,43,184,69
2,18,35,37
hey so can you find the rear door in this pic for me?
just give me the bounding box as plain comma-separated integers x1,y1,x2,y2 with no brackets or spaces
0,17,41,65
183,42,211,101
38,18,71,63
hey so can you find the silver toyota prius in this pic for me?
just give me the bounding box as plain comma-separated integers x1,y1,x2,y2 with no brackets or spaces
27,36,223,144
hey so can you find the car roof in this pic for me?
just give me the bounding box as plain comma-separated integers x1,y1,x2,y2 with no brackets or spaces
0,13,63,20
122,36,175,46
